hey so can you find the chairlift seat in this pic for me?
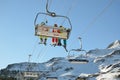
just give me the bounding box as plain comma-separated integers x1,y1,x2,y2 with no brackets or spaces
46,77,58,80
68,59,89,64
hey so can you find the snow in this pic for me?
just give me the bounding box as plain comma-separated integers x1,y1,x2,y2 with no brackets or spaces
107,40,120,49
96,72,120,80
1,40,120,80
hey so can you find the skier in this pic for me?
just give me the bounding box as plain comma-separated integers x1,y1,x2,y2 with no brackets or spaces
52,24,59,46
39,22,48,45
58,26,68,52
63,28,68,51
58,26,64,46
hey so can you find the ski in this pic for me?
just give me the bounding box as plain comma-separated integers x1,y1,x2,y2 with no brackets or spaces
50,44,56,47
50,44,68,52
62,45,68,52
39,42,46,46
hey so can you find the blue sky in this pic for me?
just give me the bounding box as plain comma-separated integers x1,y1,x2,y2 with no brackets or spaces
0,0,120,69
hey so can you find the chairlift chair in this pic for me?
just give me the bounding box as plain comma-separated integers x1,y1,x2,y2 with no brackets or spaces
68,37,88,64
46,77,58,80
34,12,72,40
68,59,89,64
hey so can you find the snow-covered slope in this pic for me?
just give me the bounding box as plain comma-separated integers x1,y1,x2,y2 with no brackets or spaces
107,40,120,49
0,40,120,80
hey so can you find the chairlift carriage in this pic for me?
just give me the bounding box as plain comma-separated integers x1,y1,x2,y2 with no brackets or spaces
34,0,72,40
68,37,89,64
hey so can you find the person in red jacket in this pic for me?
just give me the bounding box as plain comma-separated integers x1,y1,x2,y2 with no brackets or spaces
52,24,59,46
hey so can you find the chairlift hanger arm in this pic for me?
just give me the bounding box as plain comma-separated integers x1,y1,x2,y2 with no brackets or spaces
68,37,86,55
78,37,82,50
46,0,53,14
46,0,50,13
46,0,56,17
70,37,83,51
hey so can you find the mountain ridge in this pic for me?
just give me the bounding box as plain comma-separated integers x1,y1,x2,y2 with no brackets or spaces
0,40,120,80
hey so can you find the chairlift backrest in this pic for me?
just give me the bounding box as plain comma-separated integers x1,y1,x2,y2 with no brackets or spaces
35,24,69,39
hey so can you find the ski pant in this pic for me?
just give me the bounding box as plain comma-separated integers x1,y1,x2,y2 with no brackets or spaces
63,39,66,46
52,37,58,44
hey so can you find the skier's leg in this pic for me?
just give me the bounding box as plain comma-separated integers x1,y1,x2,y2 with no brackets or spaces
63,39,67,48
39,36,43,43
44,37,47,45
55,38,58,45
52,37,55,44
58,38,62,46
